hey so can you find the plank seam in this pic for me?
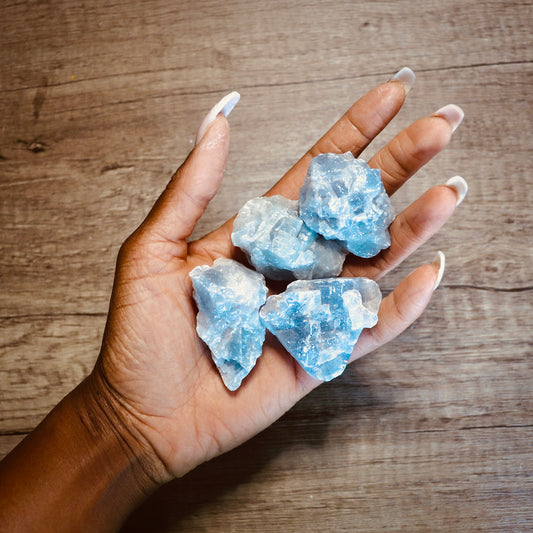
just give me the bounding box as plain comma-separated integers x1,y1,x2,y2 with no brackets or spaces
0,312,107,320
442,284,533,293
1,59,531,96
1,285,531,321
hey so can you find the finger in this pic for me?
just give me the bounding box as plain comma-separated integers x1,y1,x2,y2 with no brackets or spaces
142,115,231,246
369,104,464,196
343,182,461,280
267,71,414,200
349,254,444,363
193,72,415,259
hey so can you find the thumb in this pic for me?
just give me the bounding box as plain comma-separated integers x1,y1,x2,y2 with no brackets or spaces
142,92,239,245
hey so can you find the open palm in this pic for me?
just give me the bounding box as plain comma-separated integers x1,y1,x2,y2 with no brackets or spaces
93,78,462,482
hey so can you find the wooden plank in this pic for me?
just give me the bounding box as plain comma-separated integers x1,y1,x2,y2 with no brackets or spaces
0,63,532,319
121,425,532,532
0,314,104,432
0,0,531,94
1,284,531,442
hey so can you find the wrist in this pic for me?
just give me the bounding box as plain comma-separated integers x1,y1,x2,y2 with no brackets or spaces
0,373,165,532
80,369,171,491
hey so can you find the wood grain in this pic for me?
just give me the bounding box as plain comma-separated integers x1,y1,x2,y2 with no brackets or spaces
1,0,532,531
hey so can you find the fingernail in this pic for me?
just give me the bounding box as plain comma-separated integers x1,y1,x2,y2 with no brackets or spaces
445,175,468,206
195,91,240,145
389,67,416,94
432,251,445,291
432,104,464,133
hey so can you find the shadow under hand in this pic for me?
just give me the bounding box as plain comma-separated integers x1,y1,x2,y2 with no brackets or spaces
120,361,387,533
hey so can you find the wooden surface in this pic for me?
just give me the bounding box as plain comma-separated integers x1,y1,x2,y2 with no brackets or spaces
1,0,532,531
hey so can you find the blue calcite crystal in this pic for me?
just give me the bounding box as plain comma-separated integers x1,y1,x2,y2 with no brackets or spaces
299,152,395,258
232,195,346,280
260,278,381,381
189,258,268,391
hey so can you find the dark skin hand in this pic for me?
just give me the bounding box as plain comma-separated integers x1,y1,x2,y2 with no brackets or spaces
0,72,464,532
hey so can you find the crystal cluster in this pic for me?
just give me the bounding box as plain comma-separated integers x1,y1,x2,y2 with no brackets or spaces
231,195,346,280
299,152,394,258
192,152,390,390
189,258,267,391
260,278,381,381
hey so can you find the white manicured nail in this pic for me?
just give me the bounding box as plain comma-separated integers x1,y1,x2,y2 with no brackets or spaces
445,175,468,206
432,251,446,291
432,104,464,133
389,67,416,94
195,91,240,145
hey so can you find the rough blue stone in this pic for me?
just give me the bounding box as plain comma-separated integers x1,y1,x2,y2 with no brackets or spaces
259,278,381,381
299,152,395,258
232,195,346,280
190,258,268,391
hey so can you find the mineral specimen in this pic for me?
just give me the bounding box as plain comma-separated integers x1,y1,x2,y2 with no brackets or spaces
299,152,395,258
260,278,381,381
232,195,346,280
190,258,268,391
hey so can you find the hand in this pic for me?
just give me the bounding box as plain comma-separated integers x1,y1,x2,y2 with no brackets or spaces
91,73,464,486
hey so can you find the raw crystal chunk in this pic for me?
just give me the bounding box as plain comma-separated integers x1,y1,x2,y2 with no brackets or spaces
260,278,381,381
190,258,268,391
299,152,395,258
232,195,346,280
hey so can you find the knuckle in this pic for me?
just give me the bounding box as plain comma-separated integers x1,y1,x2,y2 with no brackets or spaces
398,213,424,248
391,289,411,325
118,229,149,263
406,120,450,161
344,113,373,145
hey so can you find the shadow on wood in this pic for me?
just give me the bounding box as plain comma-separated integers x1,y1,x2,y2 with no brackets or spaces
120,365,383,533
